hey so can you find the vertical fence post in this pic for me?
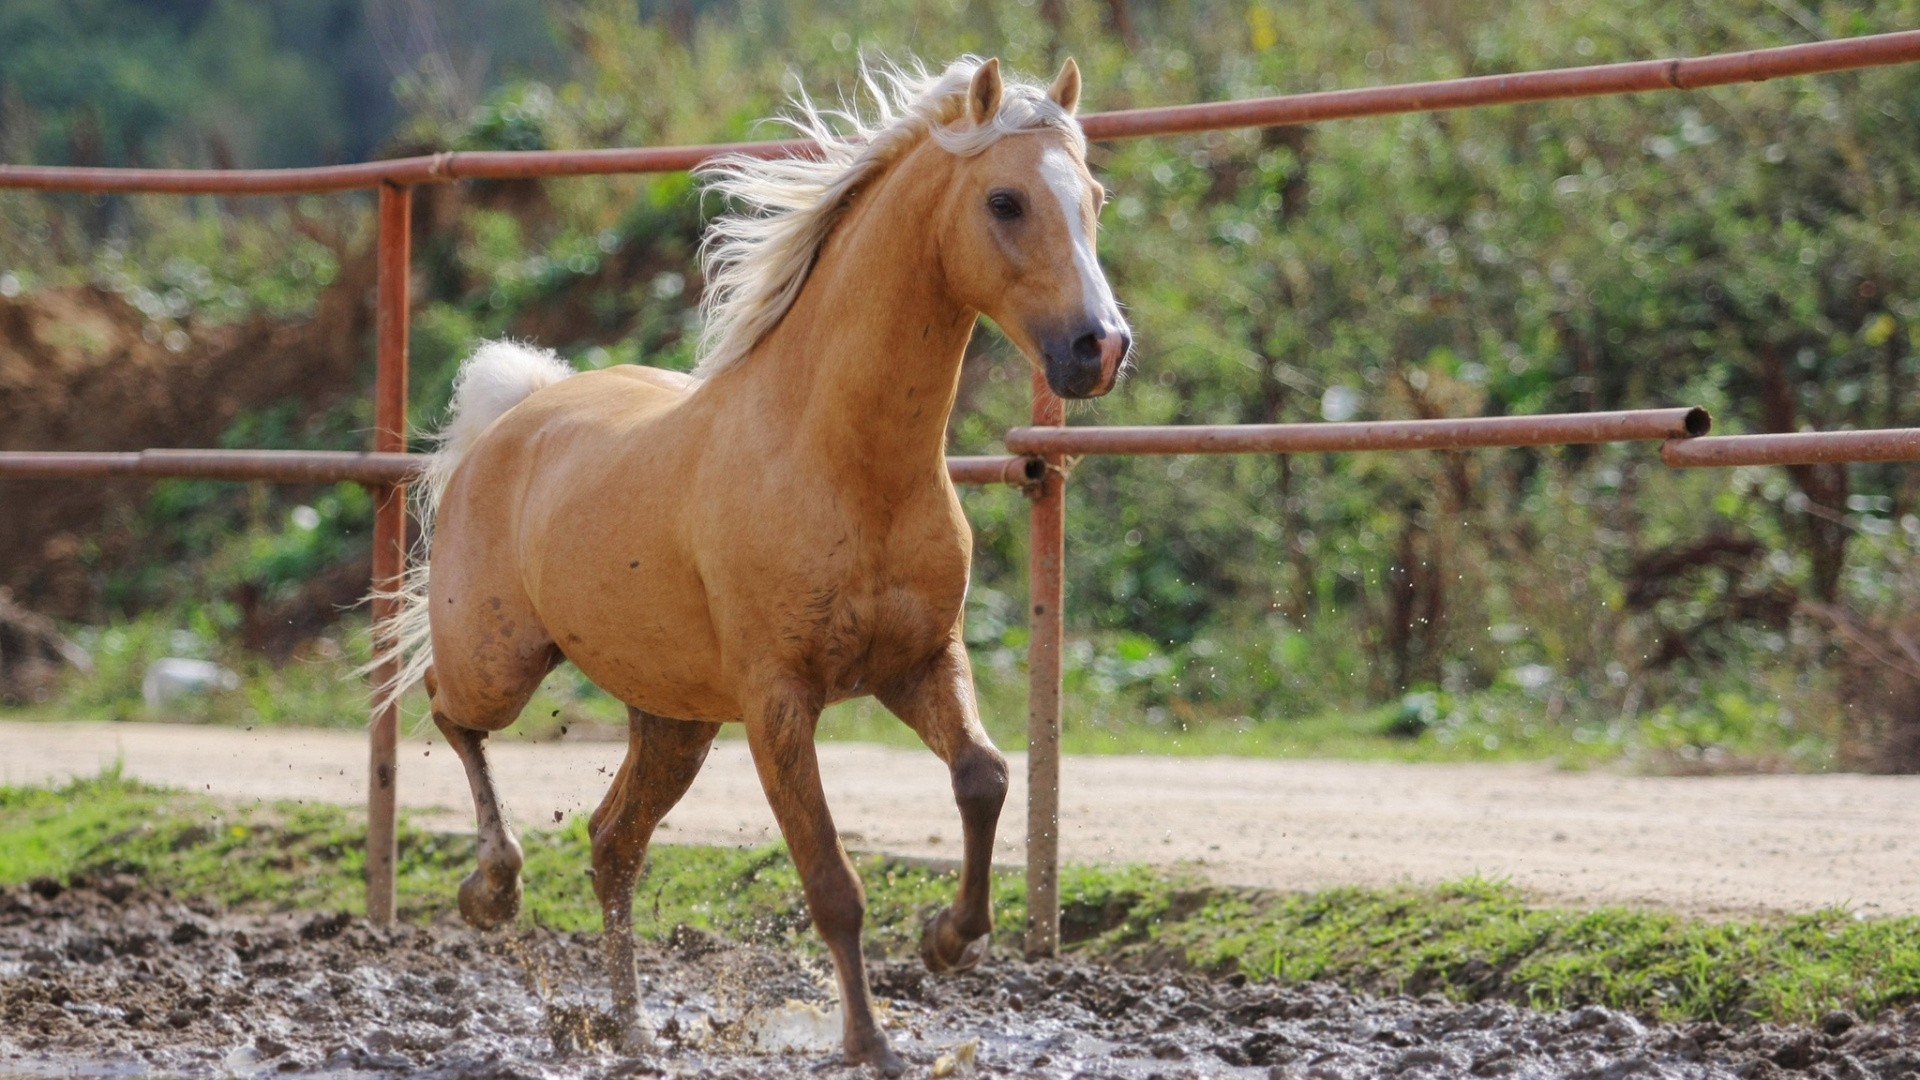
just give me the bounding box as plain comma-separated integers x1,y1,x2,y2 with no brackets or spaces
367,182,412,925
1024,371,1066,959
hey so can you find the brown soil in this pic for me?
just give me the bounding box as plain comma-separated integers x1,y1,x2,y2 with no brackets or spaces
0,251,376,621
4,879,1919,1079
0,592,83,704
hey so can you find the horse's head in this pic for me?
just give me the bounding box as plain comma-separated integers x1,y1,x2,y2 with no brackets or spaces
934,59,1131,400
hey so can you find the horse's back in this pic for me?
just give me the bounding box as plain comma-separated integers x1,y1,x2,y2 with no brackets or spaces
521,363,699,424
436,363,702,538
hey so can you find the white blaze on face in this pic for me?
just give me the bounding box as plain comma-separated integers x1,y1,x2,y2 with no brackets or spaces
1039,146,1118,317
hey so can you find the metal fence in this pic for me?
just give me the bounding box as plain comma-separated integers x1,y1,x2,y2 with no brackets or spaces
5,29,1920,956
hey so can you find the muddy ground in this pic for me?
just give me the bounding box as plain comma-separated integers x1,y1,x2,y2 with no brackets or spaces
3,880,1919,1079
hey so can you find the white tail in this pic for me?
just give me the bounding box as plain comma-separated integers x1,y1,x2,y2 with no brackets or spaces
365,340,575,717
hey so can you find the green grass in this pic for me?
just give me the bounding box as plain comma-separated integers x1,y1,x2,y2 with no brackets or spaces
5,772,1917,1027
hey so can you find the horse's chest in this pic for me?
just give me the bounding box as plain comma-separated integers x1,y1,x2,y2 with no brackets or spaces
798,541,964,685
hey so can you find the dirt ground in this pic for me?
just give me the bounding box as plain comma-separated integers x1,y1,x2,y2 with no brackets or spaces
0,271,378,621
6,878,1920,1080
7,719,1920,919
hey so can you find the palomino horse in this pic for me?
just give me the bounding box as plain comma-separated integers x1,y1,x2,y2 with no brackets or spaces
375,55,1129,1074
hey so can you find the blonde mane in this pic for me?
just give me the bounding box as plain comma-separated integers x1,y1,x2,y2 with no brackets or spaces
692,56,1083,377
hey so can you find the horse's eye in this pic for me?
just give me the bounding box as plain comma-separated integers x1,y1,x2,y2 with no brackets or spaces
988,193,1023,220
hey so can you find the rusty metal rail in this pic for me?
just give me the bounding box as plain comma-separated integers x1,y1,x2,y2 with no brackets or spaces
1077,30,1920,139
1005,408,1709,457
1663,429,1920,467
7,26,1920,952
0,449,1035,487
3,31,1917,194
0,449,420,484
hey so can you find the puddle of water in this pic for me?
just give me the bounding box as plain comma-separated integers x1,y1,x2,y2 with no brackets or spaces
734,998,841,1054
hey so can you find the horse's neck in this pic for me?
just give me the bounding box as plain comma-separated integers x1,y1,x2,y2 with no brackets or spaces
725,162,972,483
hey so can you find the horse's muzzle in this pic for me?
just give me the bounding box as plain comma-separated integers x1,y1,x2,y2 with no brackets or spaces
1042,323,1131,399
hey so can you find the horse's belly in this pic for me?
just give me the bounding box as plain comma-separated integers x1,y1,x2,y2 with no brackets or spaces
565,629,734,721
532,548,736,721
547,600,735,721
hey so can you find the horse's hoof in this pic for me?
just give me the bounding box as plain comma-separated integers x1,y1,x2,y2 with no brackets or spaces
457,867,523,930
619,1018,659,1054
919,907,990,975
843,1040,906,1078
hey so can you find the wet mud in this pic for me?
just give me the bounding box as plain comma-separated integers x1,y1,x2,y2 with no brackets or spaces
4,879,1919,1079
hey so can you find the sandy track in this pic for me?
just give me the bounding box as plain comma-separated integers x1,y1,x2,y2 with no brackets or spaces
4,719,1917,918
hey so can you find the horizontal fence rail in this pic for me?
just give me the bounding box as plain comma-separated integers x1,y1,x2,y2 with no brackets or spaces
1004,408,1711,456
0,449,1035,488
3,31,1918,194
1075,30,1920,139
0,449,421,485
9,25,1920,956
1662,429,1920,467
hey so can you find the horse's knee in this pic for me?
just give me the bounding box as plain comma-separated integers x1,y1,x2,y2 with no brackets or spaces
588,800,642,875
429,693,524,733
804,874,867,940
429,709,470,743
952,746,1009,819
428,641,561,734
589,833,638,909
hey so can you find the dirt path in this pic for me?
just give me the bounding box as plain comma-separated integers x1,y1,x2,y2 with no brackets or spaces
5,719,1919,918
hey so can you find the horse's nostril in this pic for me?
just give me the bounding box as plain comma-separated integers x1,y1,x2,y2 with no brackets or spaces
1070,332,1102,365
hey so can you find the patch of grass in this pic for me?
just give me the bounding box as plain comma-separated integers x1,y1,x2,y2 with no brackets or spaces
815,666,1833,772
5,772,1919,1027
5,614,1839,771
1136,880,1920,1026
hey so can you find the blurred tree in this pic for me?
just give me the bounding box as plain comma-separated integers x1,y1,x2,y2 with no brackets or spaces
9,0,1920,751
0,0,567,170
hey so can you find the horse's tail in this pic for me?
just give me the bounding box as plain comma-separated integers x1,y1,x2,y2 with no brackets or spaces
365,340,575,717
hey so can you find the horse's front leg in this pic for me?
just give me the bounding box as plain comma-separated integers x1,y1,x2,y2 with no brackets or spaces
744,684,904,1078
877,637,1009,975
589,708,720,1050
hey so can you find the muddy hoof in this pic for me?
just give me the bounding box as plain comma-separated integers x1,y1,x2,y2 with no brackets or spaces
457,867,523,930
841,1041,906,1078
619,1018,659,1054
919,907,990,975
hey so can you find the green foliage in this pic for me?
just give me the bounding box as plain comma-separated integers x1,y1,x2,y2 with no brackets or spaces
6,772,1920,1026
0,0,566,169
9,0,1920,760
9,607,371,730
0,0,339,169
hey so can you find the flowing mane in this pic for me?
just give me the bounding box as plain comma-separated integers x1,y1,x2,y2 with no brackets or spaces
691,55,1083,377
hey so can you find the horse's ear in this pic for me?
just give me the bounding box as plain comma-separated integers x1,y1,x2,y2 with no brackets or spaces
1048,57,1081,114
968,57,1003,124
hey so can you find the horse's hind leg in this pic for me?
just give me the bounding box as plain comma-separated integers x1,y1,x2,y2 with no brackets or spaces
589,708,720,1048
429,703,524,930
877,638,1009,974
425,638,560,930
